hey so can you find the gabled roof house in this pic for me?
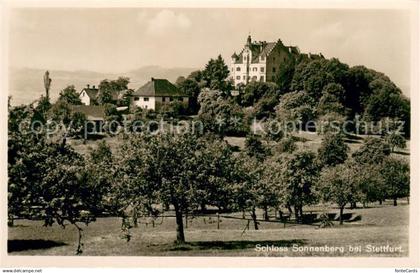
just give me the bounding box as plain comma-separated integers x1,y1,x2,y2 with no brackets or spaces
132,78,189,110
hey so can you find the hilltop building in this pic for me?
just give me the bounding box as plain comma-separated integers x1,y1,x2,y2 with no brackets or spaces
131,78,189,110
229,35,322,87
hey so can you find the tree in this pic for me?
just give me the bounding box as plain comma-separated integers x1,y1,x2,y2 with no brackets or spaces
384,131,406,153
175,76,186,86
317,112,346,135
234,155,280,229
8,106,103,253
178,78,201,114
34,95,52,124
275,91,316,130
318,163,358,224
113,133,239,243
274,137,297,154
68,111,87,138
276,57,296,93
48,100,72,125
352,137,391,164
317,83,346,116
58,85,82,105
244,134,270,162
98,77,130,105
317,133,349,167
120,89,134,108
202,55,232,94
279,151,320,223
381,157,409,206
43,70,52,100
239,82,278,107
198,89,247,136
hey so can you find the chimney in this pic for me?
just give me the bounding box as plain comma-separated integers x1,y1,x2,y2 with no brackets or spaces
151,77,154,81
87,84,90,89
92,85,96,89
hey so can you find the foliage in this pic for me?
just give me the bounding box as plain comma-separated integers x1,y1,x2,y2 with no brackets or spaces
112,133,241,243
68,111,87,138
234,155,281,229
177,77,201,114
317,83,346,115
98,77,130,105
352,137,391,164
159,101,187,119
239,82,279,107
274,137,297,154
275,57,296,93
276,91,316,129
317,133,349,167
198,89,248,136
244,134,270,161
8,105,103,253
278,151,320,222
380,157,410,206
58,85,82,105
318,163,358,224
317,112,346,135
201,55,232,95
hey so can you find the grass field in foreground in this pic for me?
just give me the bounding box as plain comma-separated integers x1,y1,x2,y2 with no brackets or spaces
8,201,409,256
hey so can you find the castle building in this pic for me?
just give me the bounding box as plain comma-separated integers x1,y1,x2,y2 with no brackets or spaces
229,35,301,87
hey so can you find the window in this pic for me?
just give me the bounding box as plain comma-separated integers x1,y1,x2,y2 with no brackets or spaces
236,67,241,72
145,105,148,109
260,76,264,81
243,75,246,80
236,76,240,80
260,56,265,61
144,97,149,102
170,97,173,102
162,97,166,102
260,67,264,72
178,97,183,102
252,67,257,72
272,67,276,73
134,97,139,101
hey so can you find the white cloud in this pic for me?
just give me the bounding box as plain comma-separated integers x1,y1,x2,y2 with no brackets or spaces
137,10,191,36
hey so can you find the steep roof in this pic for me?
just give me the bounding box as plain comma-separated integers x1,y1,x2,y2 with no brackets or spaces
232,36,301,65
70,105,105,121
133,78,186,97
80,87,99,99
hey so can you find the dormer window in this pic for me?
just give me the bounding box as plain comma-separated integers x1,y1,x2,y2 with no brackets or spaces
260,56,265,61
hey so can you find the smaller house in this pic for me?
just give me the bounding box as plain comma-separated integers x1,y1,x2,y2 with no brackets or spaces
79,84,127,106
79,85,99,106
132,78,188,110
70,105,105,134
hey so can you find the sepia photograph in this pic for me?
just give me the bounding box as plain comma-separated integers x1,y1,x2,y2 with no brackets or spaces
1,0,419,268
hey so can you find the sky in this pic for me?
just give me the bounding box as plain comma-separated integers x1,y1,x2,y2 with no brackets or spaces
9,8,411,94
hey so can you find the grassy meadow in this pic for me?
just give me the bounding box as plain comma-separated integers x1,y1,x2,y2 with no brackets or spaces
8,201,409,256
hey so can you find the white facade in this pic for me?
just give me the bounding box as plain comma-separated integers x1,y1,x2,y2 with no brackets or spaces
133,96,156,110
132,96,189,111
230,44,268,87
79,90,91,105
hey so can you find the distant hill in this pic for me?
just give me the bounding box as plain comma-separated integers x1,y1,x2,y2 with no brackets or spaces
8,66,197,106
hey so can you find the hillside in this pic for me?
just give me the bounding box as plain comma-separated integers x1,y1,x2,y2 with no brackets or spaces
8,66,197,106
